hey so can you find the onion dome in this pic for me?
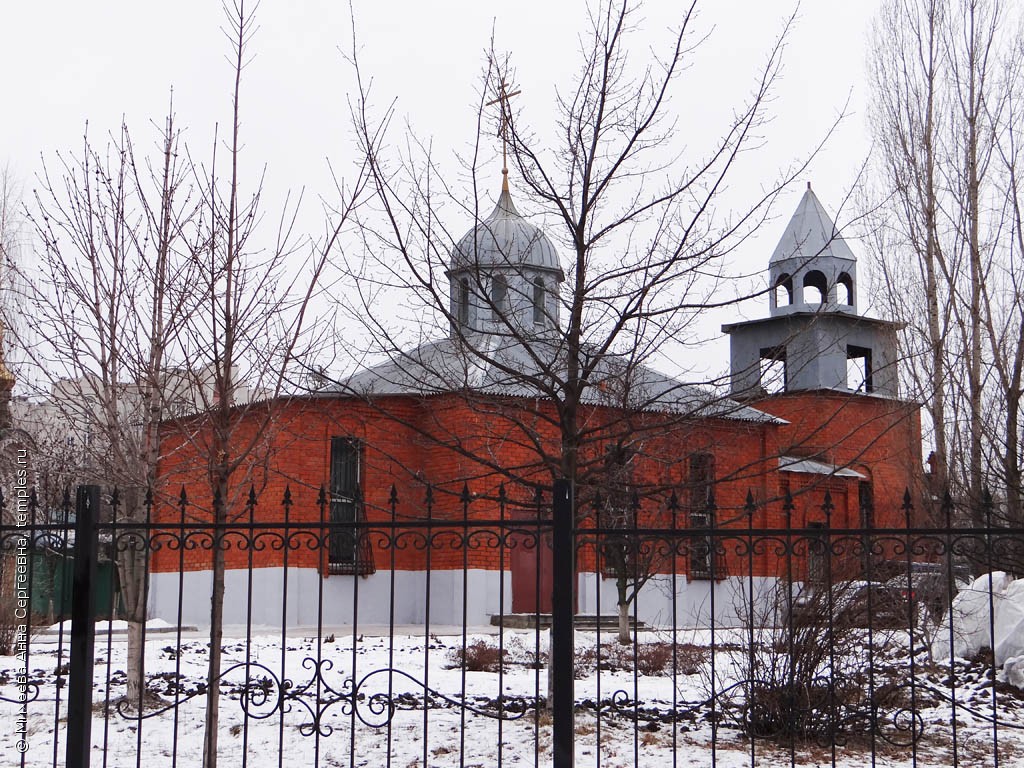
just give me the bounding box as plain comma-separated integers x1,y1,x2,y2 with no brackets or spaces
450,188,564,279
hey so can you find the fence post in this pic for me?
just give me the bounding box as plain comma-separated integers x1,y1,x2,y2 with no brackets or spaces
66,485,99,768
551,478,574,768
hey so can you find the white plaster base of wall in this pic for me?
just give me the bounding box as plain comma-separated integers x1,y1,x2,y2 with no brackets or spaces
576,572,784,628
148,567,512,628
150,567,787,629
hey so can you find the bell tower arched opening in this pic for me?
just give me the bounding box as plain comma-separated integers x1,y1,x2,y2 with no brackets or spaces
803,270,827,306
774,273,794,308
837,272,854,307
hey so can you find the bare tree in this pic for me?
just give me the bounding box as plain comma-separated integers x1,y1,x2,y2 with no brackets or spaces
0,166,23,452
158,4,366,764
0,166,19,310
326,3,844,710
866,0,1022,530
590,440,661,645
984,65,1024,524
6,114,197,706
867,0,953,496
338,0,827,489
965,32,1024,573
947,0,1003,513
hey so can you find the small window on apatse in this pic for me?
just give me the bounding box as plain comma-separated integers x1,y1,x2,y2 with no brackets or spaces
491,274,508,319
458,278,470,326
533,277,545,325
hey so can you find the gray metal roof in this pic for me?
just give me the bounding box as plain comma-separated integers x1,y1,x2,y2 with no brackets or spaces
330,335,781,424
722,310,903,333
770,187,856,266
450,188,564,277
778,455,865,478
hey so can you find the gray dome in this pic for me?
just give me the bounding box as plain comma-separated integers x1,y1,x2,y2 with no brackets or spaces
451,188,563,276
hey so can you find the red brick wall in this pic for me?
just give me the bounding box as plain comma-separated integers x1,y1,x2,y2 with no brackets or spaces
753,390,924,526
152,390,923,581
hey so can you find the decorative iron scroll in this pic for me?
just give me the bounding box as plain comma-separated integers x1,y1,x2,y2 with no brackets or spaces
0,680,40,705
603,673,1024,748
602,677,928,747
116,657,531,736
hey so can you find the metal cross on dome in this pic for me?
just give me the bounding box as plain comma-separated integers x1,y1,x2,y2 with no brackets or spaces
486,79,521,190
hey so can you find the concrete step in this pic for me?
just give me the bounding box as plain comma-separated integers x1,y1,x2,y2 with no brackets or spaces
490,614,647,631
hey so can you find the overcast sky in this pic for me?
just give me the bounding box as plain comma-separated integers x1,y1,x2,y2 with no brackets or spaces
2,0,884,376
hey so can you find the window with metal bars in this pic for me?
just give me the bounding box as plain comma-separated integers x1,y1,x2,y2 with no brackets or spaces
688,452,718,580
328,437,374,575
806,521,826,586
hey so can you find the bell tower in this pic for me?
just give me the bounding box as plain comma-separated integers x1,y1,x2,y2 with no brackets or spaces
724,185,902,399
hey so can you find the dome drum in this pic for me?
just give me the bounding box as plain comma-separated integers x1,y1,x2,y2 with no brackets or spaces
448,187,565,336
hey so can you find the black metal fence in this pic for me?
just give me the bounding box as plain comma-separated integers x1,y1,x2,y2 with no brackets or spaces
2,482,1024,767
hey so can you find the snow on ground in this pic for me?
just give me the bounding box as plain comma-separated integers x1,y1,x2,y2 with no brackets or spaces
45,617,175,634
2,626,1024,767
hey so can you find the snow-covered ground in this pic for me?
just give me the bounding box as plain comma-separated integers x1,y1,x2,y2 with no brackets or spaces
2,623,1024,767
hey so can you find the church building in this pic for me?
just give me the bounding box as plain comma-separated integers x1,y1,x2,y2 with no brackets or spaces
150,181,923,629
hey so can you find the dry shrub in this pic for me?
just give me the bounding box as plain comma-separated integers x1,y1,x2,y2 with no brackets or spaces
448,639,506,672
574,646,600,678
735,579,905,743
634,642,674,676
574,640,701,678
448,636,704,679
675,643,708,676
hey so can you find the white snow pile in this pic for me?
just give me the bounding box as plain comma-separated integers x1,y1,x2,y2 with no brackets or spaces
931,571,1024,686
47,617,173,633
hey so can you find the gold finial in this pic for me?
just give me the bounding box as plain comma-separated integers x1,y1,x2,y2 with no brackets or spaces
486,80,521,192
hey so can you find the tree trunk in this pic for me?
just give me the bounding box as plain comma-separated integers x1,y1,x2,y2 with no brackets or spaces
125,618,145,706
966,4,985,519
117,542,148,708
1005,392,1023,573
1006,393,1021,501
202,523,226,768
921,1,948,497
617,599,630,645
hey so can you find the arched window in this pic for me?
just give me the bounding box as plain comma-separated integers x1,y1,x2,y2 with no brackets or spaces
803,270,827,305
458,278,470,326
491,274,508,319
837,272,854,306
533,277,545,325
774,273,794,307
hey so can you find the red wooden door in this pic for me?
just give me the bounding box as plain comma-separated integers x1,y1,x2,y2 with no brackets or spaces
511,513,553,613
